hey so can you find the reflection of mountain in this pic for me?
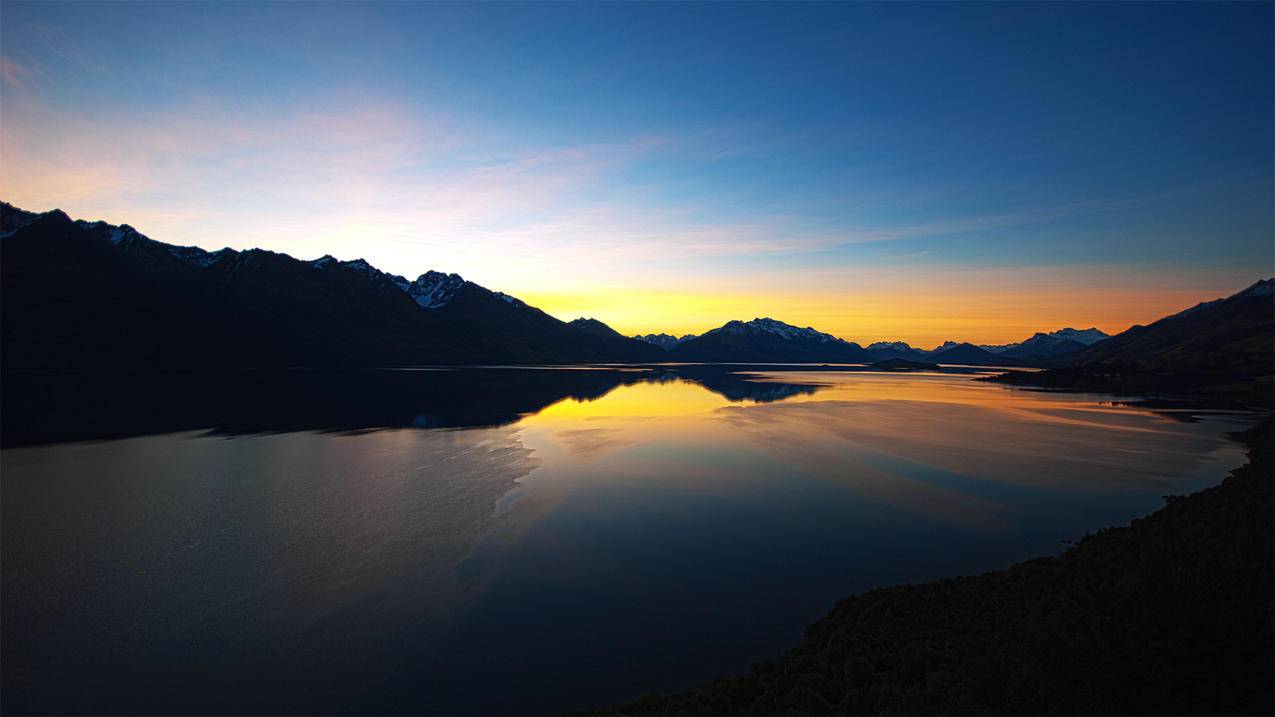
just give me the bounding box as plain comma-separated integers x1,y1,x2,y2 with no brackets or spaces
1,366,827,447
673,365,824,402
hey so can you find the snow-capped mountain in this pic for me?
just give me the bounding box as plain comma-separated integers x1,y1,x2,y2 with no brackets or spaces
308,255,490,312
863,341,928,361
977,342,1017,354
670,317,871,363
394,270,467,309
717,317,850,344
924,328,1111,358
999,333,1085,359
1050,327,1110,345
994,327,1109,359
867,341,915,352
7,200,1262,372
634,333,698,350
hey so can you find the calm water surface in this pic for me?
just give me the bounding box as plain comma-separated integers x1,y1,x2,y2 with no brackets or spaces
0,367,1254,713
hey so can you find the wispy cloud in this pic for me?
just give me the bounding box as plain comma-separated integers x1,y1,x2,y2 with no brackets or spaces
0,56,34,89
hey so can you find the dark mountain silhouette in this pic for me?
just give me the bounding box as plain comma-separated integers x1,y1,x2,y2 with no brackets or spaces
860,328,1109,364
926,342,1006,366
0,204,660,368
989,279,1275,405
568,317,624,339
980,327,1109,357
1073,279,1272,367
669,318,872,363
863,341,930,362
1047,326,1110,345
3,202,1264,374
567,318,667,361
998,333,1088,359
633,332,698,350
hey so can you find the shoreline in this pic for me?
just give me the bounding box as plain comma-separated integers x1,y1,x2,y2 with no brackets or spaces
598,419,1274,715
981,365,1275,409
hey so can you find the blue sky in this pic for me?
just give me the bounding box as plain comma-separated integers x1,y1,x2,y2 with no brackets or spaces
1,1,1271,343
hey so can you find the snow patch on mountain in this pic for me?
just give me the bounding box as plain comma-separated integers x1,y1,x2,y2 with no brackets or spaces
634,333,698,350
493,291,532,309
402,271,466,308
867,341,915,352
1049,327,1109,345
978,343,1016,354
715,317,849,344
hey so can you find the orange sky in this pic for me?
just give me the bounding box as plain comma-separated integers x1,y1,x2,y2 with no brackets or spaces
1,1,1269,350
516,270,1260,348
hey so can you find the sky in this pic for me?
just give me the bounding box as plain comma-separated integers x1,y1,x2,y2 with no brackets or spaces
1,2,1271,346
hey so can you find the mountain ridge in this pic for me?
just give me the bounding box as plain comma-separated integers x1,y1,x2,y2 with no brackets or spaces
0,203,662,367
987,278,1275,405
0,201,1262,371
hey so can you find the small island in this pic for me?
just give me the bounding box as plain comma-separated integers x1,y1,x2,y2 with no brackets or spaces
870,358,940,371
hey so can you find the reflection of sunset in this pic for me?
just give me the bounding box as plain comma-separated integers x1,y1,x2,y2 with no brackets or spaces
529,378,731,423
510,371,1249,529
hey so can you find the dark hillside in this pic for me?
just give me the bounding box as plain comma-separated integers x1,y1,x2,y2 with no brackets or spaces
988,280,1274,405
0,205,661,368
602,421,1274,715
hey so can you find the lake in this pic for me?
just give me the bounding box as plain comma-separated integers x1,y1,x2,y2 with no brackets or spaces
0,366,1254,714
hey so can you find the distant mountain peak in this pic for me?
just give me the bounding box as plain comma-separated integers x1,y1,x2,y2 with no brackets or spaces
568,317,627,340
1170,278,1274,320
867,341,915,351
309,255,470,309
1238,278,1274,298
1048,327,1109,345
402,270,467,309
633,332,697,350
716,317,848,345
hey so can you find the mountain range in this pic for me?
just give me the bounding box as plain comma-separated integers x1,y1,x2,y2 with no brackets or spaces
0,202,663,368
989,278,1275,405
0,201,1266,376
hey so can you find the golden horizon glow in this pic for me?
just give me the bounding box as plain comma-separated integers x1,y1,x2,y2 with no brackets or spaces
1,4,1269,349
515,278,1258,347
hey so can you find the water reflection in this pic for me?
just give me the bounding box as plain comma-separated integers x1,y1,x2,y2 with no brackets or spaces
0,368,1256,714
0,365,826,447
